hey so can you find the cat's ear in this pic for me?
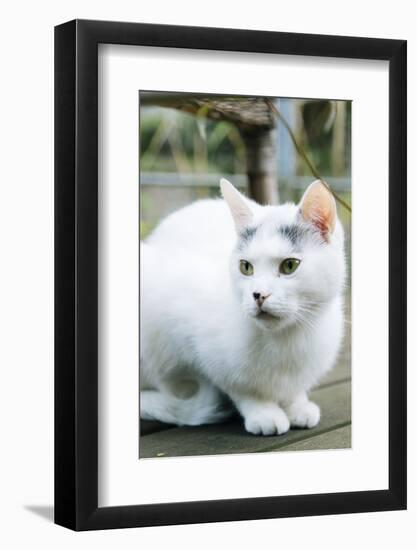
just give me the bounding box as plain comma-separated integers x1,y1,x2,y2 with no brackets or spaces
299,180,337,238
220,178,253,232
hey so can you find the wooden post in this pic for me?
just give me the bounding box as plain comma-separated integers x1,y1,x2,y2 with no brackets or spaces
241,127,278,205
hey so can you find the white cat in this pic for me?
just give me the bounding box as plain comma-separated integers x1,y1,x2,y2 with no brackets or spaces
140,179,345,436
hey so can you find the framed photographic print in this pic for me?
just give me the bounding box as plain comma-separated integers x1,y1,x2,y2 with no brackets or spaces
55,19,407,530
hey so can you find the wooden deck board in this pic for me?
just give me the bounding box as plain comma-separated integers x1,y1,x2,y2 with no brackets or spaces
139,380,351,458
278,424,351,452
140,419,174,436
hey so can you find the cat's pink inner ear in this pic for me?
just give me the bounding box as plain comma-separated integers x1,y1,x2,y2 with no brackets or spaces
300,180,337,237
220,178,253,232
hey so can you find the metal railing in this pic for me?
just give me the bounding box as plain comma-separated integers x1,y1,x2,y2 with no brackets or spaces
140,172,351,193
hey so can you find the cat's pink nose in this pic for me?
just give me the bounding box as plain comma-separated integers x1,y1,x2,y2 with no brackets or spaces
253,292,271,305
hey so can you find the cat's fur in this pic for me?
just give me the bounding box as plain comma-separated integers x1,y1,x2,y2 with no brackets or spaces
140,179,345,435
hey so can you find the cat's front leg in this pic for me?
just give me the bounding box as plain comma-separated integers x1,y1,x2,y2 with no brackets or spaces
284,392,320,429
231,395,290,436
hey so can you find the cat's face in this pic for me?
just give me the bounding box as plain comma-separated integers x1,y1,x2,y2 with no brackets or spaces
221,179,345,332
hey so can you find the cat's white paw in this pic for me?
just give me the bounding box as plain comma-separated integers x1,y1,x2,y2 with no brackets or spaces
244,404,290,436
287,399,320,429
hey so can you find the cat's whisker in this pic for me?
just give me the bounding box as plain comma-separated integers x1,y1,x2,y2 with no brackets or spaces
292,310,317,333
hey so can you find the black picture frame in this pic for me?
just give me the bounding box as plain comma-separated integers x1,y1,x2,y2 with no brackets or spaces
55,19,407,531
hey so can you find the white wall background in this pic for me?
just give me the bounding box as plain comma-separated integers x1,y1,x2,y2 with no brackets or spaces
0,1,414,548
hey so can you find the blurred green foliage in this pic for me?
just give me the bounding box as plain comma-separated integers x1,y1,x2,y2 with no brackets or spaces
299,101,351,177
140,108,246,175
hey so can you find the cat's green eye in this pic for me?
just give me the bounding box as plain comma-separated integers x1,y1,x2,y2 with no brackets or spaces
280,258,301,275
240,260,254,276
